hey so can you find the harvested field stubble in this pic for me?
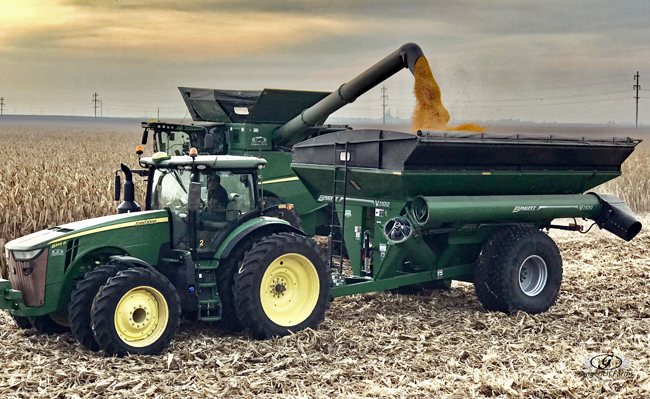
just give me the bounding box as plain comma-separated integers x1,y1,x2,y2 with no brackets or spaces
0,125,649,398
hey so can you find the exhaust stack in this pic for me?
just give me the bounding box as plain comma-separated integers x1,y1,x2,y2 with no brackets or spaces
117,163,142,214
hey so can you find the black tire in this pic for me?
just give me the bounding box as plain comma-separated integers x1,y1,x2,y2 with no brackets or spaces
69,264,129,351
215,236,255,332
474,227,562,314
234,233,332,339
263,197,303,231
11,315,32,329
30,315,70,335
393,279,452,295
91,268,181,356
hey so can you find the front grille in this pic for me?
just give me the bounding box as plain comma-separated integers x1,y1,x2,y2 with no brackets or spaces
7,248,49,307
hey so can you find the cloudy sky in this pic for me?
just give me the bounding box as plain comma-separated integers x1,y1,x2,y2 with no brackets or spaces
0,0,648,124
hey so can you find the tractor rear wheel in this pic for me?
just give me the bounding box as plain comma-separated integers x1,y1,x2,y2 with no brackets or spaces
91,268,181,356
234,233,332,339
474,227,562,314
69,264,129,351
263,197,303,231
215,236,255,332
30,315,70,335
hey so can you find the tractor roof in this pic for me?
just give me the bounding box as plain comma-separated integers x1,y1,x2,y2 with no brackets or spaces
140,154,266,170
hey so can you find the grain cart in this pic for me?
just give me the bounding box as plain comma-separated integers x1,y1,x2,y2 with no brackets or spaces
290,130,642,313
139,43,428,236
1,152,332,355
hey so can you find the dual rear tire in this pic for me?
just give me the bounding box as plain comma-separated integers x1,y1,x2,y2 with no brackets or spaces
69,266,180,356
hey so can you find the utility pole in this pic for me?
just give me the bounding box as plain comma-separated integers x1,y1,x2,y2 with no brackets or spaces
157,107,160,121
100,100,103,117
92,92,99,118
0,97,4,116
381,85,388,125
633,72,640,129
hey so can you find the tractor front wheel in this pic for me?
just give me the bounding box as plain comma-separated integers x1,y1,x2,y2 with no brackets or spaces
30,315,70,335
474,227,562,314
234,233,331,339
11,315,33,329
91,268,181,356
68,264,129,351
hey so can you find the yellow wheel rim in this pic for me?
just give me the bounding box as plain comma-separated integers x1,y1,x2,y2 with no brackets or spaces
260,253,320,327
114,286,169,348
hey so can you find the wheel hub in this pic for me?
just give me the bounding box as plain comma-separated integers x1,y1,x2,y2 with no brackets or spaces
114,286,168,347
260,253,320,327
518,255,548,297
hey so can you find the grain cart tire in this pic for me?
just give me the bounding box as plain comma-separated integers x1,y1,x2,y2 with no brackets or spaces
11,315,33,329
234,233,332,339
474,227,562,314
91,268,181,356
263,197,303,231
30,315,70,335
69,264,129,351
215,236,255,332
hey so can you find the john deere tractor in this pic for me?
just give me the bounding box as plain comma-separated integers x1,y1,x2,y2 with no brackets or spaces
1,151,332,355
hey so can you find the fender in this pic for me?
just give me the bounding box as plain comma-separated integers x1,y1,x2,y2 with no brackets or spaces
108,255,156,270
217,217,304,260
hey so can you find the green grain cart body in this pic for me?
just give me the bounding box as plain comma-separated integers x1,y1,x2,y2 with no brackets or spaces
291,129,642,297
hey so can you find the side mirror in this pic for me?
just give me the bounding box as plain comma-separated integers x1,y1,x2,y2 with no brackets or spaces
188,182,202,212
204,133,215,150
141,129,148,145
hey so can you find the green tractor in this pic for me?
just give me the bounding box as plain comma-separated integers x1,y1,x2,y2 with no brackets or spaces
2,151,332,355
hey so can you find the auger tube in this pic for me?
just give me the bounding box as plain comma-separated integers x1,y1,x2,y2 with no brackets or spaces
273,43,425,146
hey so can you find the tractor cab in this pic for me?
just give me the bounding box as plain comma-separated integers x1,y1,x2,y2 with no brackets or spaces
140,152,265,255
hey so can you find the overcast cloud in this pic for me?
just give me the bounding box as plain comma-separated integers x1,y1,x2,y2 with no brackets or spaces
0,0,648,124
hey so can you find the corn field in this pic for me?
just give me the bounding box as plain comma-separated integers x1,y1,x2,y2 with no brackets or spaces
0,125,146,277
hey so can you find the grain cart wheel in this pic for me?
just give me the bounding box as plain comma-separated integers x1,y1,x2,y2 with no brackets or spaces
68,264,129,351
474,227,562,314
263,197,303,230
234,233,332,339
11,315,33,329
30,315,70,335
91,268,181,356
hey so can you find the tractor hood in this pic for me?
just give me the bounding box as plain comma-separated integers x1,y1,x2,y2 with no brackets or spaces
5,210,169,252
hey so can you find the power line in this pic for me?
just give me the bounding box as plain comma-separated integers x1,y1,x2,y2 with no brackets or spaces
467,80,629,94
633,71,640,129
92,92,99,118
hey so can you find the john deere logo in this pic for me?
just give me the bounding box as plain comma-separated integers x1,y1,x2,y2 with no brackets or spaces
52,248,65,257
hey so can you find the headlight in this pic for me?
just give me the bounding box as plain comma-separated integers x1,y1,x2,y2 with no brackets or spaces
4,247,9,260
12,248,45,261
